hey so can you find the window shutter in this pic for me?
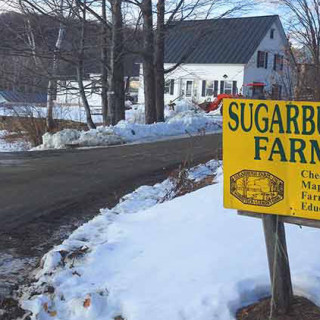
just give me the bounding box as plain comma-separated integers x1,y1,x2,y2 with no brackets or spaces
170,79,175,95
201,80,206,97
214,81,218,96
220,81,224,94
265,52,268,69
273,54,277,71
232,81,237,95
257,51,261,68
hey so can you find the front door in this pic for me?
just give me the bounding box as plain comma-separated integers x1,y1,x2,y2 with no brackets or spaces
185,80,193,97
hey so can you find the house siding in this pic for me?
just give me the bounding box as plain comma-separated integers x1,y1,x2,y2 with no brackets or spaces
138,64,245,104
244,21,294,99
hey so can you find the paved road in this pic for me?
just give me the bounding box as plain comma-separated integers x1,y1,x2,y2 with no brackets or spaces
0,133,222,235
0,133,222,311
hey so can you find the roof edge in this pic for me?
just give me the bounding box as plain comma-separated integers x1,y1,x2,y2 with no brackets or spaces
168,15,279,24
242,15,279,64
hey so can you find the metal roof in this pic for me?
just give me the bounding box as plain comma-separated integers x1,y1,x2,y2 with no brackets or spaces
164,15,279,64
0,90,47,104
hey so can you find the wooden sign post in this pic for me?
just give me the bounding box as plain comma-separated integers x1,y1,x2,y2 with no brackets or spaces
223,98,320,315
238,209,320,315
262,214,293,314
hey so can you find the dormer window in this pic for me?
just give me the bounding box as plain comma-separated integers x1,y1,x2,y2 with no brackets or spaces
270,29,275,39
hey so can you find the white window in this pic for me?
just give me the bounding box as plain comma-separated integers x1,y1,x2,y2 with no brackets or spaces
186,80,193,97
180,79,197,98
224,81,232,94
257,51,268,68
220,81,237,95
270,29,275,39
201,80,219,97
273,54,284,71
206,81,214,96
164,79,174,95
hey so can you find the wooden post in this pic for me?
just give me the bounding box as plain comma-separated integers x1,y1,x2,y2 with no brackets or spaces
263,214,293,315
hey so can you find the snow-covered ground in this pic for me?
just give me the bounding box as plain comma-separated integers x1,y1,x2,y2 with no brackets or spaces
0,100,218,125
0,105,103,124
0,101,222,151
34,102,222,150
0,130,30,152
20,162,320,320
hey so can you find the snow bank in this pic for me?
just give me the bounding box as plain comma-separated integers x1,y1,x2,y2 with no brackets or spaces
125,105,145,124
164,99,199,118
0,100,198,125
35,110,222,150
0,130,30,152
1,100,222,150
113,110,221,142
41,129,124,149
21,162,320,320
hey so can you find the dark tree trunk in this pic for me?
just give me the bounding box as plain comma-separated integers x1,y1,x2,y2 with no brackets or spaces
46,79,56,132
141,0,156,124
101,0,108,125
107,0,125,125
125,76,130,94
77,66,96,129
77,1,96,130
154,0,165,122
46,1,66,132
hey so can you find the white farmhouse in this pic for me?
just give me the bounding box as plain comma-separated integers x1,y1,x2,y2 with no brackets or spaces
138,15,294,104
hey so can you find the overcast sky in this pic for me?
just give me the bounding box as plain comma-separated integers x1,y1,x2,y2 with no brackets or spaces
254,0,289,18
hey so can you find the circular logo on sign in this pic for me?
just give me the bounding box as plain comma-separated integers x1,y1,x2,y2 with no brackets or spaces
230,170,284,207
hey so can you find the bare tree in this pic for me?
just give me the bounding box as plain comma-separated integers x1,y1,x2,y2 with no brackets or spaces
75,0,126,125
101,0,109,124
154,0,165,122
272,0,320,99
76,0,96,129
127,0,255,124
48,0,65,131
141,0,157,124
8,0,100,130
4,0,255,130
107,0,125,125
18,0,67,131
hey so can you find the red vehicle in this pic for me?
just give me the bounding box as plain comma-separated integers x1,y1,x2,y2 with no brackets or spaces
198,82,265,114
198,93,242,114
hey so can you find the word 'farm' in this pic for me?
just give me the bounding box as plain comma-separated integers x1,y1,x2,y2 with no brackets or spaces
227,101,320,164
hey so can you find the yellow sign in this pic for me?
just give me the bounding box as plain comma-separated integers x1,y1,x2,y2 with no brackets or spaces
223,98,320,220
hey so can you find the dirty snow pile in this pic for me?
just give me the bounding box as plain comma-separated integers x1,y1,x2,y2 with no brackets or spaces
0,130,30,152
35,108,222,150
21,161,320,320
